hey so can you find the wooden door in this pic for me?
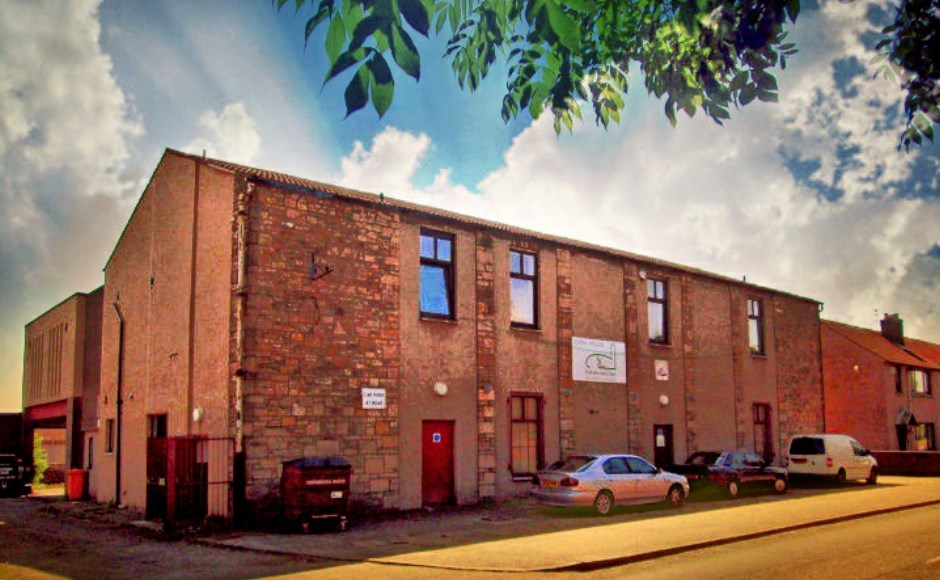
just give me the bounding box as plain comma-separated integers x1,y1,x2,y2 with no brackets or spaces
422,421,455,505
653,424,674,467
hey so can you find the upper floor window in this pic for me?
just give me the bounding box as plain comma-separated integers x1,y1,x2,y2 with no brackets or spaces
911,369,932,395
510,250,538,328
419,230,454,319
105,419,115,454
647,279,669,344
748,298,765,355
895,365,903,394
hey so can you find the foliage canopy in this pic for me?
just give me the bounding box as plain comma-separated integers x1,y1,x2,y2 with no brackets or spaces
278,0,938,149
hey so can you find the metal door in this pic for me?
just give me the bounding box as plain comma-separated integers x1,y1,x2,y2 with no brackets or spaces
422,421,455,506
653,424,674,467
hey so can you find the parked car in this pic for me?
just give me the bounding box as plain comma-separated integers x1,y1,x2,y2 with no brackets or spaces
786,434,878,484
533,454,690,515
663,451,722,492
666,451,787,497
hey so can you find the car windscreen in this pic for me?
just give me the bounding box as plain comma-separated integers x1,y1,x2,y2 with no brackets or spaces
789,437,825,455
548,456,597,472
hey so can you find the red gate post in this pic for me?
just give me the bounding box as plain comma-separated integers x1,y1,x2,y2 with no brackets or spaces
166,438,177,533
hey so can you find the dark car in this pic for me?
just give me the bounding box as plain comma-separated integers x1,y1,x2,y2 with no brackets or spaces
667,451,787,498
663,451,722,491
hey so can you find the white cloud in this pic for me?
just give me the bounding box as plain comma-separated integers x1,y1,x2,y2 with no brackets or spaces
0,0,143,410
184,102,261,165
337,3,940,342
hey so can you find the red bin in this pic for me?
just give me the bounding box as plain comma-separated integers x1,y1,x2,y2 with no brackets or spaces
66,468,87,500
281,457,351,532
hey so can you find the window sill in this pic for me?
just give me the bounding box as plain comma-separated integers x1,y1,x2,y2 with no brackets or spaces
648,341,673,349
512,475,536,483
750,352,768,359
912,392,933,398
420,315,457,325
510,325,542,335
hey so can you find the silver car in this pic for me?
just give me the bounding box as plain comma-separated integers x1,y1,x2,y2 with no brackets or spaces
533,454,690,515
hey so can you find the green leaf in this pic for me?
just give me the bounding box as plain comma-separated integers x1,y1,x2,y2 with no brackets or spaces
740,85,757,106
350,15,384,50
325,15,347,63
344,64,370,117
400,0,430,36
545,0,580,51
368,54,395,117
324,47,368,83
391,24,421,80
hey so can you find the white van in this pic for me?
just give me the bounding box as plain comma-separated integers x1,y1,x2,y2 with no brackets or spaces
786,434,878,484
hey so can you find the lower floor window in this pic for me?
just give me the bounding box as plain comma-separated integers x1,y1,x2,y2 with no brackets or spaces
510,393,543,476
914,423,936,451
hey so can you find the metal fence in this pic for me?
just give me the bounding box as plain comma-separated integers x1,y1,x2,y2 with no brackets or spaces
148,436,234,530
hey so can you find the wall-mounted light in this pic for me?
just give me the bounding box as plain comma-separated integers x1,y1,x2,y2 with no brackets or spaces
434,382,448,396
193,407,204,423
659,394,670,407
638,270,647,280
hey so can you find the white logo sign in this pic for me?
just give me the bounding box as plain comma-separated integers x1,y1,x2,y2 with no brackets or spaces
572,337,627,384
361,388,386,409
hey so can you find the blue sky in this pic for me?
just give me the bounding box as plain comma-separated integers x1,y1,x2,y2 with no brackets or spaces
1,0,938,411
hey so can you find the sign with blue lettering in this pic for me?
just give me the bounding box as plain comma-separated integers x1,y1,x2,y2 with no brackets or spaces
432,433,442,443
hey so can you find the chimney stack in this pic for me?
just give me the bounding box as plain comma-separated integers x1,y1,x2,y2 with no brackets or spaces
881,313,905,345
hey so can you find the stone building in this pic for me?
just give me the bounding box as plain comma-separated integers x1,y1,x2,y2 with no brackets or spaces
91,149,824,516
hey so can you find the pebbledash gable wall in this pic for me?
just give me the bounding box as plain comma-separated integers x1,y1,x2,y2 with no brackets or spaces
101,149,825,515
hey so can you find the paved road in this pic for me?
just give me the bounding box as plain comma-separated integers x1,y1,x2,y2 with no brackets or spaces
594,503,940,579
0,497,317,580
243,504,940,579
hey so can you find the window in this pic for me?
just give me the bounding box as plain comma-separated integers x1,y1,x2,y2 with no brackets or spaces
510,393,543,476
87,437,94,470
603,457,630,474
625,456,657,475
747,298,765,355
647,279,669,344
914,423,936,451
147,414,167,438
510,250,538,327
894,365,903,394
105,419,115,454
910,369,932,395
419,230,455,319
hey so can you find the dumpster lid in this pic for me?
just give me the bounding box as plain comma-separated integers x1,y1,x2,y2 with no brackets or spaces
283,456,351,468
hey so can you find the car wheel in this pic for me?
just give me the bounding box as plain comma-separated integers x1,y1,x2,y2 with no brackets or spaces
594,490,614,516
773,477,788,494
866,468,878,485
727,480,740,499
837,469,847,484
667,485,686,507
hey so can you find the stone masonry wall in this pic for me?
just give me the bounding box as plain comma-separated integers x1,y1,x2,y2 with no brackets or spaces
240,180,401,512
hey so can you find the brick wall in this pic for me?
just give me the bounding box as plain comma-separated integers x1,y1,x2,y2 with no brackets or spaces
775,296,826,455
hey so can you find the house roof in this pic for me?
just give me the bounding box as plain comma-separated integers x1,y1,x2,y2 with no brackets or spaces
823,320,940,370
150,149,819,305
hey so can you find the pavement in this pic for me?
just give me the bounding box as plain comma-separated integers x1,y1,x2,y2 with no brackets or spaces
200,475,940,573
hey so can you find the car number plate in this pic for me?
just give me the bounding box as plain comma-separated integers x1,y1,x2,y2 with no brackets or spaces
542,480,559,488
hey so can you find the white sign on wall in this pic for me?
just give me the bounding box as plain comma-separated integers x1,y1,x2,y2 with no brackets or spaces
361,388,386,409
572,337,627,384
655,360,670,381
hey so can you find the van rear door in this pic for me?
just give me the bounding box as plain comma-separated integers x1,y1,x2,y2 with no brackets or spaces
788,436,826,475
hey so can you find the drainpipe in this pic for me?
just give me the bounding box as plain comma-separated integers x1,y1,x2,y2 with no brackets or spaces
111,302,125,505
233,178,254,454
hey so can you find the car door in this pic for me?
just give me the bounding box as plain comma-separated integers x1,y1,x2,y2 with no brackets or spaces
849,439,872,479
626,456,662,501
601,456,634,503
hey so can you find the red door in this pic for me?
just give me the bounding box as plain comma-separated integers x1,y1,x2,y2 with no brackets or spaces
422,421,455,506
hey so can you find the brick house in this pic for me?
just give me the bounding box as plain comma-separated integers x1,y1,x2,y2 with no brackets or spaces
822,316,940,451
92,149,824,517
22,289,103,493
